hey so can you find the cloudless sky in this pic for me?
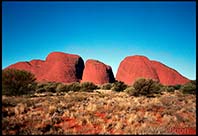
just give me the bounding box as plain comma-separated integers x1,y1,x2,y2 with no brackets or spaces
2,2,196,80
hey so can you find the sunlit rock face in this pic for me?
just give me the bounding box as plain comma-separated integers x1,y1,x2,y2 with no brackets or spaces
5,52,84,83
82,59,115,85
5,53,189,85
116,55,189,85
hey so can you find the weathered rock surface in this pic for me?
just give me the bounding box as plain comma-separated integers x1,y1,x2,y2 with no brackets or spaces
5,53,189,85
116,55,189,85
82,59,115,85
5,52,84,83
151,61,189,85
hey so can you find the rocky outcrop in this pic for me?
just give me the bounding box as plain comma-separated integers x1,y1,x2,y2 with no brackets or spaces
5,52,190,85
5,52,84,83
82,59,115,85
116,55,189,85
116,56,159,85
151,61,189,85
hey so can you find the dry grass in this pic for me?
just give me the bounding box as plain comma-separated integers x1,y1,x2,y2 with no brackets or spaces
2,90,196,135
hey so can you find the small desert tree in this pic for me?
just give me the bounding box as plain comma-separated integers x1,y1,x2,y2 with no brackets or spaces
132,78,162,97
2,69,36,96
111,80,127,92
101,83,112,90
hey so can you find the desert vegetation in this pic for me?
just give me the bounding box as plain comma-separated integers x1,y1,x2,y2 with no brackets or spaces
128,78,163,97
2,69,36,96
2,69,196,135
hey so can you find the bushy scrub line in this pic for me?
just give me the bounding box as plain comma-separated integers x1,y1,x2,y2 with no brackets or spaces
124,78,196,97
2,69,196,96
2,69,100,96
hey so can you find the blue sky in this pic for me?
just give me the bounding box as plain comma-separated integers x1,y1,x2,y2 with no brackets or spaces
2,2,196,80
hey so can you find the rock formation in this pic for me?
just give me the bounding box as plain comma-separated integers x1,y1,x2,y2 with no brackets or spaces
82,59,115,85
116,55,189,85
151,61,189,85
6,52,84,83
5,53,190,86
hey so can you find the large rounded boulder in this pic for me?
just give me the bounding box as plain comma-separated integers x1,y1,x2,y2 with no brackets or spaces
5,60,45,77
5,52,84,83
116,55,189,85
116,55,159,85
82,59,115,85
151,61,189,85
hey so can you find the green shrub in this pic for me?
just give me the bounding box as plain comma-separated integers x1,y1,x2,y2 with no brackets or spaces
80,82,98,92
124,86,137,96
163,84,181,92
101,83,112,90
180,82,196,94
2,69,36,96
56,83,71,92
27,83,37,93
159,84,181,93
44,82,60,93
35,83,47,93
172,84,181,90
35,82,60,93
166,86,175,92
111,81,127,92
158,85,166,92
132,78,162,97
69,82,81,92
55,82,81,92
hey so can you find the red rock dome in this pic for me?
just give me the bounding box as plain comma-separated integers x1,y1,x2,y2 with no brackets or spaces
5,52,84,83
82,59,115,85
151,61,189,85
116,55,189,85
116,55,159,85
5,53,190,85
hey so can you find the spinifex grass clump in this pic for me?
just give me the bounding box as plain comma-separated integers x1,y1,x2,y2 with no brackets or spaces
2,69,36,96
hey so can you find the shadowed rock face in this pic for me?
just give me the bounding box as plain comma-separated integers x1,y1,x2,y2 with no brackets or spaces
5,52,84,83
116,55,190,85
75,57,85,80
82,59,115,85
106,65,115,83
